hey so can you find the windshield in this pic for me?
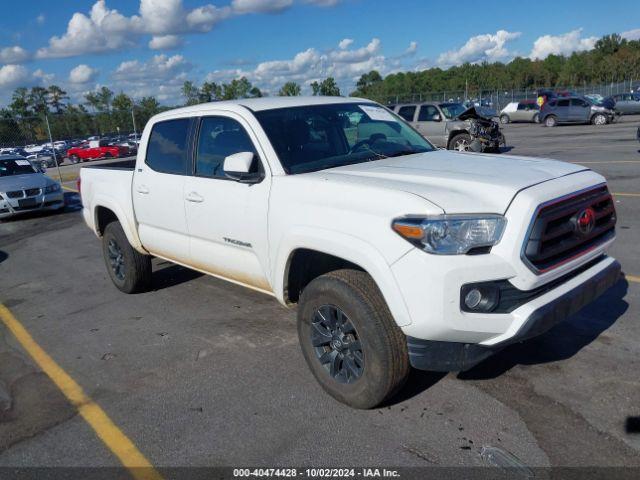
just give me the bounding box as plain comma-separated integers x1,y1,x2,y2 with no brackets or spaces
0,158,37,177
439,103,467,119
254,103,435,174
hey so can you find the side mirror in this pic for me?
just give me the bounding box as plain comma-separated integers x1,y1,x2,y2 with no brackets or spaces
432,114,442,122
223,151,263,184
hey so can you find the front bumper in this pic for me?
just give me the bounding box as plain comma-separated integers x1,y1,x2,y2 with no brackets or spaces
0,192,65,219
407,257,620,372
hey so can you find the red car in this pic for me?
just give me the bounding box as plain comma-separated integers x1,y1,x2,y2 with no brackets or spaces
66,140,130,163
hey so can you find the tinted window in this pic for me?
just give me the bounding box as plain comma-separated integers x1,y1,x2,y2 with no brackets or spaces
195,117,258,178
557,99,570,107
417,105,439,121
0,158,37,177
517,103,527,110
146,119,190,174
397,106,416,121
570,98,588,107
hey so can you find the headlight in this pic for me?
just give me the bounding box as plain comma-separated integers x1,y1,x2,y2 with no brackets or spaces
44,184,61,193
392,215,506,255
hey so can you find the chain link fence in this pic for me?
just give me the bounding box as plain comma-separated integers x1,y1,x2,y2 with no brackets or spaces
0,107,153,182
382,79,640,111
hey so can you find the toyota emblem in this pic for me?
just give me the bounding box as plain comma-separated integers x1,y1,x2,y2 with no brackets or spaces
576,207,596,235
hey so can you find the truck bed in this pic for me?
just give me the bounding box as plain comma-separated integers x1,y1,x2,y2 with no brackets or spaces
82,159,136,170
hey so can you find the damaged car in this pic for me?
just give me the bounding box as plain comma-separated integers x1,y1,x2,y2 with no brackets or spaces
389,102,505,152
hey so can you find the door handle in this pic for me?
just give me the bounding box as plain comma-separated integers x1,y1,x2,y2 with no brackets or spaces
136,185,149,194
185,192,204,203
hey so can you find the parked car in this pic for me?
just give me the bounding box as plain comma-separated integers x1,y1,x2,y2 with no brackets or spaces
499,101,540,124
26,150,63,169
389,102,505,152
605,93,640,115
80,96,619,409
66,140,131,163
0,155,64,219
540,96,615,126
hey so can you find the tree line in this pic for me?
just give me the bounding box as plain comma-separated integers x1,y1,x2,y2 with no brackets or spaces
1,33,637,146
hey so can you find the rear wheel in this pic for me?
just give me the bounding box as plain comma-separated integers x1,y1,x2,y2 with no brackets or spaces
102,221,152,294
449,133,472,152
532,113,540,123
544,115,557,127
69,155,79,164
297,269,410,409
499,114,510,124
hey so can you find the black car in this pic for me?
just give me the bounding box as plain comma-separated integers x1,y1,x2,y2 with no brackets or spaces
540,96,614,127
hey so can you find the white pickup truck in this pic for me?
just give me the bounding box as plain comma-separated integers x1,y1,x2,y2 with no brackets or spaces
80,96,619,408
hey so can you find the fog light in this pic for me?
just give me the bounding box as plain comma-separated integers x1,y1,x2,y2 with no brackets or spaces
460,284,500,313
464,289,482,309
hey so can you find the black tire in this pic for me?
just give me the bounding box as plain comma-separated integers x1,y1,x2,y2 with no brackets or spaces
449,133,472,151
499,114,510,124
544,115,557,127
104,152,113,159
102,221,152,294
70,155,79,164
297,269,410,409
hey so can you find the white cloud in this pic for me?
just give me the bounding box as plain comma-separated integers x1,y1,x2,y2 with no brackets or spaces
36,14,46,25
231,0,293,14
329,38,380,63
111,54,192,103
438,30,521,67
32,69,55,85
149,34,183,50
69,64,98,84
405,41,418,55
338,38,353,50
621,29,640,41
0,46,30,64
36,0,342,59
529,29,597,60
206,38,387,95
0,65,30,89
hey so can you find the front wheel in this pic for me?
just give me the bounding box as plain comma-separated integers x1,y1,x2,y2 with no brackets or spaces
592,113,607,126
102,221,152,294
499,114,510,124
297,269,410,409
449,133,472,152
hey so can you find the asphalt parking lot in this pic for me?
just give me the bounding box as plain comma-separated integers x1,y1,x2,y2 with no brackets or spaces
1,116,639,473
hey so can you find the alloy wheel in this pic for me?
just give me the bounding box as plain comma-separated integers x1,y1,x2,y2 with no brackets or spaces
107,239,125,281
311,305,364,384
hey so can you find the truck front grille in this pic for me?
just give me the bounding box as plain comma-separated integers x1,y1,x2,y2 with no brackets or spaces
522,185,616,273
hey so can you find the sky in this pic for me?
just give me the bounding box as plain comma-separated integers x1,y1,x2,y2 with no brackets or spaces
0,0,638,106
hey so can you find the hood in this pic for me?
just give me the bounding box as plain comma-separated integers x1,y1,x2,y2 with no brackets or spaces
456,105,491,121
0,173,51,192
315,150,588,214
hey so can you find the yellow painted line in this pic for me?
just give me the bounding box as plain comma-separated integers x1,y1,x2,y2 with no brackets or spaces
0,304,163,480
626,275,640,284
612,192,640,198
62,186,78,193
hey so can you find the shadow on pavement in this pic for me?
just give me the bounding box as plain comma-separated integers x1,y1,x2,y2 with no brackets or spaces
0,250,7,264
152,263,203,291
458,278,629,381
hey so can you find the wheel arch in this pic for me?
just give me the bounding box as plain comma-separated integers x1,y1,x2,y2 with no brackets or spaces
447,129,470,148
273,229,412,328
91,199,145,253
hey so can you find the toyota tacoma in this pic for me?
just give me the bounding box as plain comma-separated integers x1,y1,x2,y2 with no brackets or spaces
80,97,620,408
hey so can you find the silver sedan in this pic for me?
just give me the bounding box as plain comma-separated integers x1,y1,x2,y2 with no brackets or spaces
0,155,65,220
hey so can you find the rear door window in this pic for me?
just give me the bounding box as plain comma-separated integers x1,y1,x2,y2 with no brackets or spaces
146,118,191,175
397,106,417,122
